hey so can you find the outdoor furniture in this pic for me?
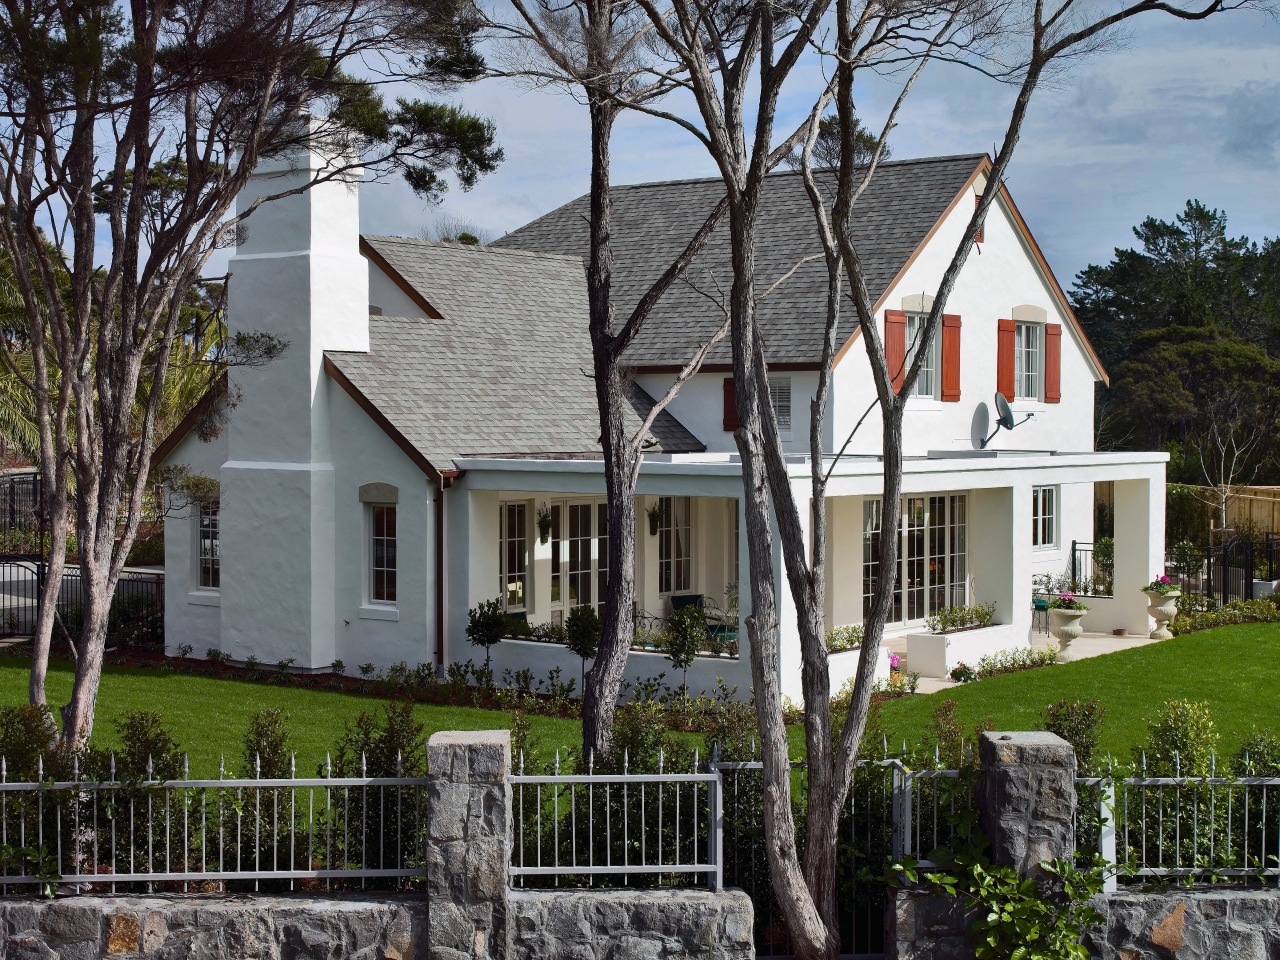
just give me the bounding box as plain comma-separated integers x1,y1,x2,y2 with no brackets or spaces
1032,597,1049,635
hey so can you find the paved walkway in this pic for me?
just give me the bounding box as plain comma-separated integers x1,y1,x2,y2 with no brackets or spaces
885,628,1165,695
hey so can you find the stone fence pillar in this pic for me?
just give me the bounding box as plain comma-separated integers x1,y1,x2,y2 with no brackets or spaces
977,731,1076,879
427,730,512,960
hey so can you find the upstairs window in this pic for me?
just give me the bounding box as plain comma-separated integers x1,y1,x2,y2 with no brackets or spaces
1014,322,1041,400
906,313,938,398
198,502,220,589
370,505,397,603
769,378,792,432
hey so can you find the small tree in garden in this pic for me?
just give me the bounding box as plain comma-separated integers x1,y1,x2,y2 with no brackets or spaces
664,605,706,693
465,599,507,673
565,605,602,692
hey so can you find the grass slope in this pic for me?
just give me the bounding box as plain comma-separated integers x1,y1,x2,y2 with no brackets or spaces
875,623,1280,760
0,658,579,775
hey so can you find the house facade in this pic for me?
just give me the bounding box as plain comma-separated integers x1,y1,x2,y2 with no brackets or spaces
157,150,1166,698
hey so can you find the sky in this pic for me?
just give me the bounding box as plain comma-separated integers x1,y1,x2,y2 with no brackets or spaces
356,7,1280,290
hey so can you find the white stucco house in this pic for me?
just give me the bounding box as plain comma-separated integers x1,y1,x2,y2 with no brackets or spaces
156,149,1167,698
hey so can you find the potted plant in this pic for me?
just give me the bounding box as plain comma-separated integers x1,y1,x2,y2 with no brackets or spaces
645,501,662,536
536,503,553,544
1142,575,1181,640
1047,591,1088,661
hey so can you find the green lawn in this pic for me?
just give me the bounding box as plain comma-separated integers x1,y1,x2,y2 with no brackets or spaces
0,658,581,775
3,622,1277,774
875,623,1280,760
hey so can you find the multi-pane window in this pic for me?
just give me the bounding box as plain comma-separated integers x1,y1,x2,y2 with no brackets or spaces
550,504,562,605
596,503,610,617
658,496,692,595
500,502,528,610
863,494,968,624
370,505,397,603
198,502,220,589
769,378,792,432
1014,322,1040,399
1032,485,1057,549
905,313,937,398
567,502,593,608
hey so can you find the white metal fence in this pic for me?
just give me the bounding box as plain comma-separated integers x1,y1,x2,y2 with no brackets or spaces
0,756,429,893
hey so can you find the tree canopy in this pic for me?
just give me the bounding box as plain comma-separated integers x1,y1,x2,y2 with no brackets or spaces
1073,202,1280,488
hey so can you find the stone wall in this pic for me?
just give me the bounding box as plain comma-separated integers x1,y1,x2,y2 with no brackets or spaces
0,893,424,959
509,889,754,960
1085,889,1280,960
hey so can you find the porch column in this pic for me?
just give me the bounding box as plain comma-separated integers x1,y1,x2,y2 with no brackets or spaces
969,486,1032,644
1113,476,1165,635
775,485,807,701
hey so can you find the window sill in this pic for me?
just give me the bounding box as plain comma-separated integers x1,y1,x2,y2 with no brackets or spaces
359,604,399,622
187,590,221,607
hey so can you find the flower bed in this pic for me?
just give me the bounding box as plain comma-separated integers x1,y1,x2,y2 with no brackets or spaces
906,623,1026,679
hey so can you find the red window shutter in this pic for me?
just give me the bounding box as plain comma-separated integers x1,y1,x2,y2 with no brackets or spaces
884,310,908,394
974,194,984,244
941,314,962,402
1044,323,1062,403
997,319,1015,401
722,377,739,431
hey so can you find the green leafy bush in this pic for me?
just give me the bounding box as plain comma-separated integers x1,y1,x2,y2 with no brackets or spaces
664,605,706,686
113,710,184,780
1169,539,1202,578
826,623,863,652
565,605,601,662
1044,699,1106,773
950,648,1057,683
242,708,293,778
924,602,996,634
1135,700,1217,776
465,598,508,669
0,704,59,780
1232,728,1280,776
1169,597,1280,635
329,700,426,777
531,621,567,644
1173,592,1217,617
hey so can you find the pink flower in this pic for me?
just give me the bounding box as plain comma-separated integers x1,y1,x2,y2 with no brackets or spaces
889,653,902,669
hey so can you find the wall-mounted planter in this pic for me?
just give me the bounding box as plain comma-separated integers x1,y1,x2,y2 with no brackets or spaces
827,644,892,691
906,623,1025,679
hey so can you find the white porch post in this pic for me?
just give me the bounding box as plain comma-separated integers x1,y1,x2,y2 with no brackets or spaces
969,486,1033,645
1113,476,1165,635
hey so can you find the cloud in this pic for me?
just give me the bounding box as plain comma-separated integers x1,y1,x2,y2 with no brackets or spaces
1220,81,1280,165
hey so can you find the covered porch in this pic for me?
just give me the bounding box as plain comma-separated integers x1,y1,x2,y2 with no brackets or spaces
443,457,752,696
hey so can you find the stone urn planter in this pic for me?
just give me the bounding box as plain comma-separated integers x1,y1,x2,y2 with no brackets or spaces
1048,608,1087,661
1144,589,1181,640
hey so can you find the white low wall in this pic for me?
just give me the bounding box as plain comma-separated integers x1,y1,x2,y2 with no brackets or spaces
485,637,753,701
826,645,893,695
906,623,1027,679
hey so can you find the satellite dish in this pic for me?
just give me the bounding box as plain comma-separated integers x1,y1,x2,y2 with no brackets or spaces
982,392,1035,448
994,393,1016,430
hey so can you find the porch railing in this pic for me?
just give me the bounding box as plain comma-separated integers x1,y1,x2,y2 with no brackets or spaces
1069,540,1113,597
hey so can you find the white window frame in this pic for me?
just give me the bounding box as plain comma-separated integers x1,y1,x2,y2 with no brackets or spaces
368,503,397,606
1014,322,1041,400
1032,485,1057,549
658,495,693,596
905,313,939,399
863,493,968,626
196,501,220,591
768,377,792,433
499,501,529,611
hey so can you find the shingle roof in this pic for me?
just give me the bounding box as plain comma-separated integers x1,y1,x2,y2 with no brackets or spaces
493,154,985,366
326,237,704,469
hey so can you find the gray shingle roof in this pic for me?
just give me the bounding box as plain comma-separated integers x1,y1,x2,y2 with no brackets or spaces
493,154,985,366
327,237,704,469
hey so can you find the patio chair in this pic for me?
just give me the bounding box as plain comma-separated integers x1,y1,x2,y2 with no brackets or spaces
1031,597,1049,635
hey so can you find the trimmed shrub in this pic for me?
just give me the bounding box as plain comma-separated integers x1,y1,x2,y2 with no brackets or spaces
465,598,507,669
1169,597,1280,635
826,624,863,652
242,708,294,778
1232,729,1280,776
1135,700,1217,776
924,602,996,634
1044,698,1105,772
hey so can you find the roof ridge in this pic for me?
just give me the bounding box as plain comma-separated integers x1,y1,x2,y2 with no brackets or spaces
362,234,586,266
597,152,988,193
